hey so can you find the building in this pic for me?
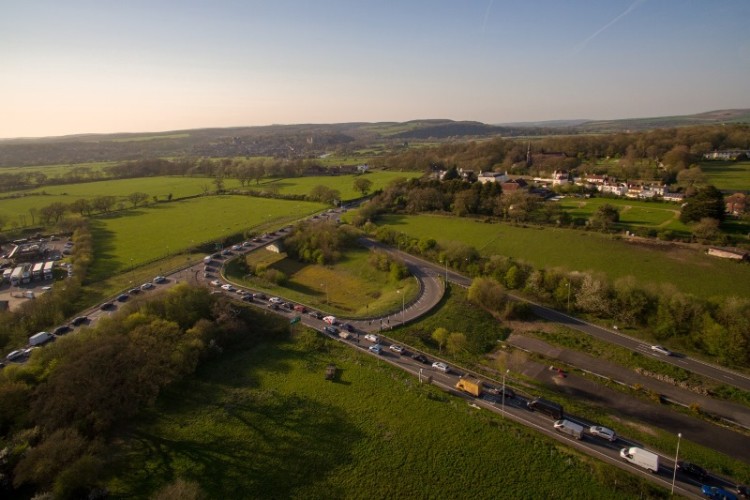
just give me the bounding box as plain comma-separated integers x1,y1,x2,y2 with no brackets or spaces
703,149,750,161
725,193,747,216
477,171,509,184
501,178,528,193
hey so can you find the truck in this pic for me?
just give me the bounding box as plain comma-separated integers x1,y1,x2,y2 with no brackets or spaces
29,331,54,346
554,419,584,439
620,446,659,473
455,377,484,397
527,397,564,419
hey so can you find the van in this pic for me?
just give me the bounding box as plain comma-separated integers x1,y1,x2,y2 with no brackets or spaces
554,419,583,439
527,398,564,419
29,331,54,346
620,447,659,473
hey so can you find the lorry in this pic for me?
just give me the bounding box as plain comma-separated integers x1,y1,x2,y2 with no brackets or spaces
456,377,484,397
29,331,54,346
554,419,584,439
527,397,564,419
620,446,659,473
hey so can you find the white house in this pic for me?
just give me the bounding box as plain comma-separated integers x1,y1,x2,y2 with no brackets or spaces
477,171,509,184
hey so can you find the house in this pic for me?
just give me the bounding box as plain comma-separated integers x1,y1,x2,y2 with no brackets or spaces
356,164,369,173
663,191,686,203
703,149,750,161
725,193,747,216
599,182,628,196
551,170,570,186
477,171,509,184
501,178,528,192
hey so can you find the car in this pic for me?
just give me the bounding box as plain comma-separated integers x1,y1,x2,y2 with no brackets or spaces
389,344,404,354
99,302,114,311
678,461,708,481
221,284,234,291
267,303,279,310
153,275,167,284
253,293,267,300
651,345,672,356
252,238,261,242
117,293,129,302
364,333,380,343
432,361,449,373
269,297,282,304
487,385,515,398
341,323,355,332
736,485,749,499
369,344,382,355
141,282,154,290
232,244,242,251
210,279,221,287
412,353,430,364
293,304,306,313
236,289,248,295
128,288,140,295
323,326,339,335
52,325,71,336
242,241,252,247
221,249,232,256
6,349,26,362
308,311,323,319
701,485,738,500
71,316,88,326
283,302,294,310
589,425,617,442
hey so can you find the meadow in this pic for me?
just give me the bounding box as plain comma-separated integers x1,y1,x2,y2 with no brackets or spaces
257,169,421,199
701,160,750,191
557,197,689,233
225,247,420,318
106,326,657,499
88,196,325,281
375,213,750,299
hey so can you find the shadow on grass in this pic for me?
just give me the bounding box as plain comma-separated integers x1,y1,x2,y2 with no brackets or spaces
89,220,120,281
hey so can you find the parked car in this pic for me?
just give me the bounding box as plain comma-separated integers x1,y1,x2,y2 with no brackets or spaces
241,295,253,302
128,288,140,295
141,282,154,290
389,344,404,354
364,333,380,343
117,293,129,302
701,485,738,500
253,293,267,300
412,353,430,364
210,280,221,287
6,349,26,362
153,275,167,284
324,326,339,335
589,425,617,442
232,244,242,251
71,316,88,326
267,303,279,310
678,461,708,481
269,297,282,304
99,302,114,311
432,361,449,373
221,284,234,291
651,345,672,356
369,344,382,355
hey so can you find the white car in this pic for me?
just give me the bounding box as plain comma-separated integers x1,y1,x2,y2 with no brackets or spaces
651,345,672,356
389,344,404,354
369,344,382,355
589,425,617,442
269,297,282,304
210,280,222,287
432,362,449,373
153,275,166,284
221,284,234,291
364,333,380,343
140,282,154,290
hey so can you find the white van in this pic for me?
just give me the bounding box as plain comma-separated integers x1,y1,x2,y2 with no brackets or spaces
29,331,54,346
620,447,659,473
554,419,583,439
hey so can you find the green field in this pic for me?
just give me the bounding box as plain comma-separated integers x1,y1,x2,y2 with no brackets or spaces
558,197,689,232
88,196,325,281
0,160,116,177
376,213,750,299
258,170,421,199
106,329,655,498
226,247,420,318
701,160,750,191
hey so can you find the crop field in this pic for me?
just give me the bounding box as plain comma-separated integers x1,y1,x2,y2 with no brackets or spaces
88,196,325,281
375,213,750,299
226,247,420,317
558,197,688,232
701,160,750,191
106,329,652,498
258,170,421,199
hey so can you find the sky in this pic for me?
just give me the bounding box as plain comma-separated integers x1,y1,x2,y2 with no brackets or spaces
2,0,749,138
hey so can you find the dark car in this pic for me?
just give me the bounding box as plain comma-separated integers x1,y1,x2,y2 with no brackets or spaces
52,325,71,336
678,461,708,482
71,316,89,326
308,311,323,319
128,288,140,295
267,303,279,310
283,302,294,310
341,323,355,333
323,326,339,335
736,486,749,499
99,302,114,311
117,293,129,302
241,295,253,302
487,385,516,399
253,293,267,300
412,353,430,364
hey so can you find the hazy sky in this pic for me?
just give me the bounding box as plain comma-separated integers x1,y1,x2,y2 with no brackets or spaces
2,0,749,138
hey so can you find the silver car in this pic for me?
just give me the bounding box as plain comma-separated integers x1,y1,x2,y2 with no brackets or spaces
589,425,617,442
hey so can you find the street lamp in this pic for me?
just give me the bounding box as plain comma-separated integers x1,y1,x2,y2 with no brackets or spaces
671,432,682,495
502,369,510,418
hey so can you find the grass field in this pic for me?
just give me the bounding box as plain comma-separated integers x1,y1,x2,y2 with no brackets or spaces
225,247,420,318
88,196,325,281
0,161,116,177
106,325,656,498
375,213,750,299
558,197,689,232
258,170,421,200
701,160,750,191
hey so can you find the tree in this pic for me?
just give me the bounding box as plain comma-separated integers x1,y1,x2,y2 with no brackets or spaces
40,202,68,224
29,207,39,225
676,166,707,189
69,199,92,216
432,327,448,353
353,177,373,196
127,192,149,208
446,332,467,355
589,204,620,230
213,176,225,193
91,196,116,213
467,277,506,312
680,185,725,223
692,217,721,242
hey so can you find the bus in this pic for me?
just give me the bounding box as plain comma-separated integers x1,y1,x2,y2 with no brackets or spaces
10,266,23,286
